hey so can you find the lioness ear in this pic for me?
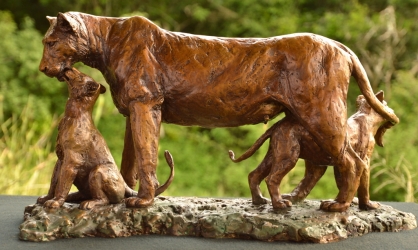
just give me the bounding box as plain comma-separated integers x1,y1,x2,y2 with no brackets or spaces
46,16,56,25
99,84,106,94
376,90,384,102
57,12,75,34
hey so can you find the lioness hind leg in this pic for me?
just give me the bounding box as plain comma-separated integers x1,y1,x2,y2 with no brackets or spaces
282,161,327,203
248,148,274,205
320,144,365,212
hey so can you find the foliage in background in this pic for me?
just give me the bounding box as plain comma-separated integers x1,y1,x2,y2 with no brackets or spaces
0,96,58,195
0,1,416,202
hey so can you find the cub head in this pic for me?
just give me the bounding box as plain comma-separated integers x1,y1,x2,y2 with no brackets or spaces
355,91,396,147
64,68,106,102
39,12,89,81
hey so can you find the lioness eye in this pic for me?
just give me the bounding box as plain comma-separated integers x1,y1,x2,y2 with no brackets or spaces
47,41,57,47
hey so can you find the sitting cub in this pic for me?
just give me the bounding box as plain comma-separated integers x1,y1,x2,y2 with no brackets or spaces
37,68,174,209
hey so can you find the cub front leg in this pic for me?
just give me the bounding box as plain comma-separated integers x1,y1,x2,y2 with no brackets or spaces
44,162,78,209
357,158,379,210
125,100,162,208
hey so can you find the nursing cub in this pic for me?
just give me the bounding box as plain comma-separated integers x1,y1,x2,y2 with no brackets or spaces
229,91,393,211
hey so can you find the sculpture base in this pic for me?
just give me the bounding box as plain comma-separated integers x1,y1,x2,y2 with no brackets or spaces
19,197,416,243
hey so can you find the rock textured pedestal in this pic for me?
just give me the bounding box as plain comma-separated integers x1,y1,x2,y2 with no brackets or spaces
20,197,416,243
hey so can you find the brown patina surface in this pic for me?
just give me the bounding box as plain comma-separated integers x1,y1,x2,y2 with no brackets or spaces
229,91,393,211
37,68,174,210
20,197,417,243
39,12,399,211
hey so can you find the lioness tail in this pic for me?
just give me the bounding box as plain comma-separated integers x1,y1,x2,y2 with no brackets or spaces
350,55,399,125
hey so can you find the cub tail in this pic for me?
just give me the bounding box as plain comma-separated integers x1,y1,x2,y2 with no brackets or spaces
125,150,175,197
229,122,280,163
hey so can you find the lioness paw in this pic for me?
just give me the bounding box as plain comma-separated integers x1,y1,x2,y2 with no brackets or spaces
125,197,154,208
320,200,350,212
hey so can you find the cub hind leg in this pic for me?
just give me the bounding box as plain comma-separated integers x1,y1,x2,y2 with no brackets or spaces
80,163,125,210
248,148,274,205
282,160,327,203
265,121,301,209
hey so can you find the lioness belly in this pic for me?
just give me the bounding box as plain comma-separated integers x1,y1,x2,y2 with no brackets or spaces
161,93,284,127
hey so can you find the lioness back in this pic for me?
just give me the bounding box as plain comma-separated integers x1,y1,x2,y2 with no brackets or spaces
104,17,352,127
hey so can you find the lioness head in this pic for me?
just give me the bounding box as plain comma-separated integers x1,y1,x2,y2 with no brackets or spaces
64,68,106,103
39,12,89,81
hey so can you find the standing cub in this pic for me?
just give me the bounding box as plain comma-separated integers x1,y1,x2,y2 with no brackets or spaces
37,68,174,209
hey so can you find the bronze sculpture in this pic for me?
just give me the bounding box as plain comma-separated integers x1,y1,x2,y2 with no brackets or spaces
36,68,174,209
229,91,393,211
39,12,399,211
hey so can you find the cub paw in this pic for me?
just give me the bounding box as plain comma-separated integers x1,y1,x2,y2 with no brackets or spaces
272,199,292,209
281,193,305,203
43,199,63,209
37,195,52,205
80,199,109,210
359,201,380,211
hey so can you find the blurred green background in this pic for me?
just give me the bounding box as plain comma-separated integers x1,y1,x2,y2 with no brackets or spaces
0,0,417,202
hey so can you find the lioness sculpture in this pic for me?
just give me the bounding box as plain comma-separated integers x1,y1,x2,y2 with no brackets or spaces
229,91,393,211
37,68,174,209
39,12,398,211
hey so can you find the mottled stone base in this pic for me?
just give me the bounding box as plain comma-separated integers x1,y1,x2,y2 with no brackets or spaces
20,197,416,243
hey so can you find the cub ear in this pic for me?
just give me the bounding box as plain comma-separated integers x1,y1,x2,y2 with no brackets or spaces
56,12,75,34
356,95,364,109
375,90,384,102
99,84,106,94
84,81,99,96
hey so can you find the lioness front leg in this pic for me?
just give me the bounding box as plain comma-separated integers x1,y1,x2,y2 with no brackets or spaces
120,117,139,189
44,162,78,209
125,100,161,208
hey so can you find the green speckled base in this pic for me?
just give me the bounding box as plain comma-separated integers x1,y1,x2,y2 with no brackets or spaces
19,197,416,243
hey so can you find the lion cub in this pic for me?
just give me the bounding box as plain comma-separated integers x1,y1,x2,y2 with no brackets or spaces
229,91,394,211
37,68,174,209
